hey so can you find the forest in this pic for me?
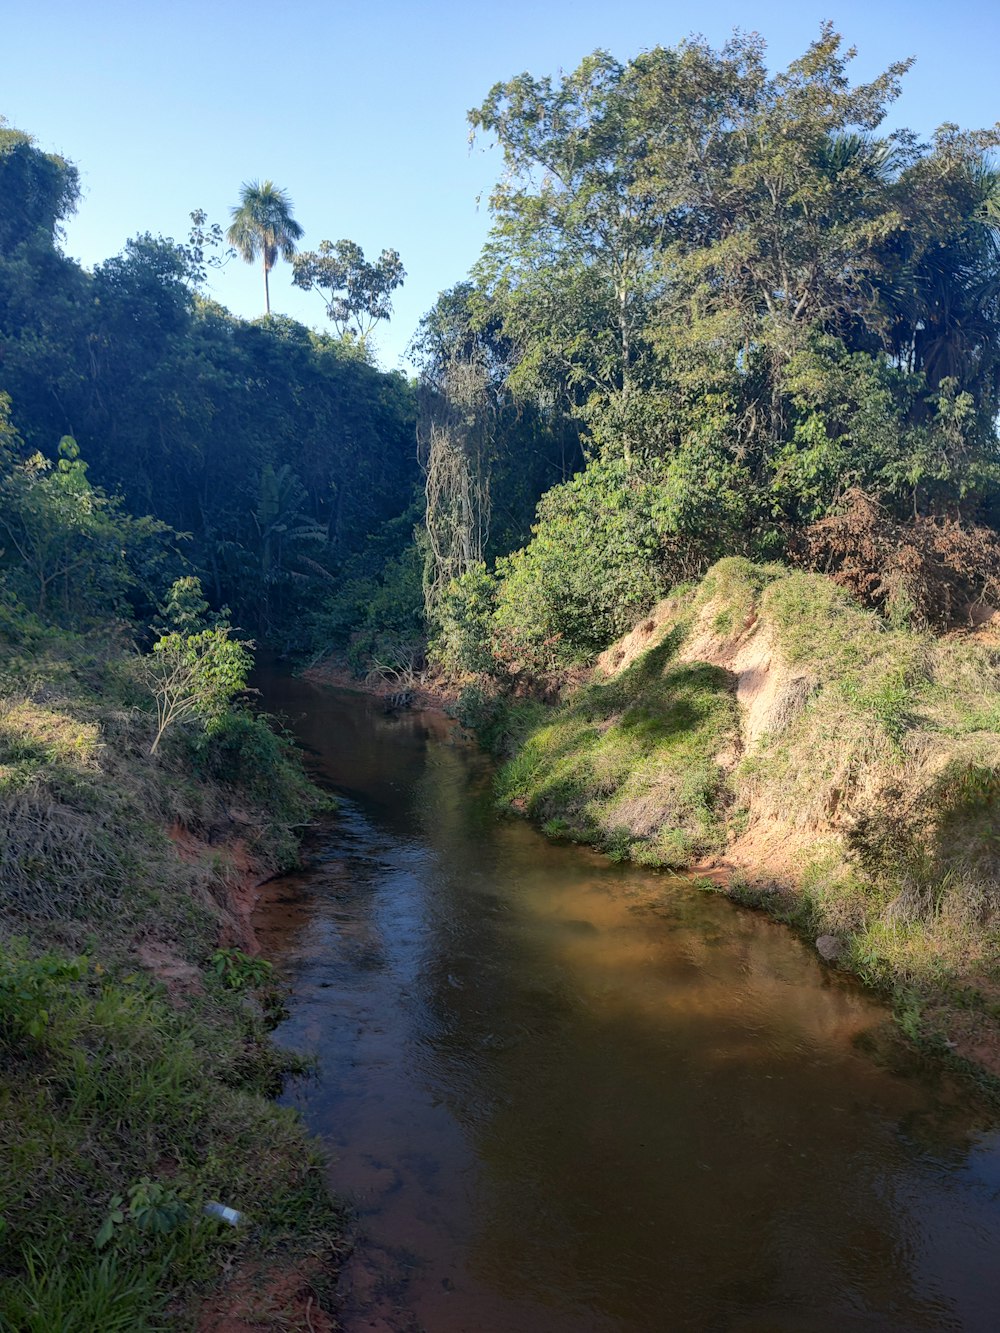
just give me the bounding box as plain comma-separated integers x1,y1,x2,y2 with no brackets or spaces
2,20,1000,1330
7,27,998,679
419,27,1000,677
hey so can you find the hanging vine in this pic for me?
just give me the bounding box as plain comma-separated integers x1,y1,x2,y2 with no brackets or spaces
418,356,494,614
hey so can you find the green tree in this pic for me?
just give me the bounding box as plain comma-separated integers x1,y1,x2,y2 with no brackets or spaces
469,52,665,453
292,239,405,344
141,626,253,754
226,180,304,315
251,462,328,632
884,130,1000,417
0,410,167,625
154,575,221,635
0,118,79,252
179,209,235,291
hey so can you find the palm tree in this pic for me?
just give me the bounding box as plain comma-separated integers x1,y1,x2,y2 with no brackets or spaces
226,180,304,315
886,159,1000,409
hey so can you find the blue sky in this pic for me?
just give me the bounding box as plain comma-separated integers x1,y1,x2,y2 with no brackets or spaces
4,0,999,369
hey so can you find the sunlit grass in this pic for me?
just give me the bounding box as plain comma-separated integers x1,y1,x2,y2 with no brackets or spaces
497,637,739,866
490,557,1000,1071
0,630,336,1327
0,940,339,1330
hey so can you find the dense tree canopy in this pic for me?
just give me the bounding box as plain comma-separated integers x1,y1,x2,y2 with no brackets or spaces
422,25,1000,670
0,118,79,253
3,23,1000,677
0,137,418,643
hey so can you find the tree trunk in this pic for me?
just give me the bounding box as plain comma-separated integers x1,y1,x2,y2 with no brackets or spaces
264,259,271,316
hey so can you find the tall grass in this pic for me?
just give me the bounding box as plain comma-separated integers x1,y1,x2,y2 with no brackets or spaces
0,629,336,1327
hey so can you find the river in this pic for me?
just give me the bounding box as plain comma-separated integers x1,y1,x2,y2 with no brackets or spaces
253,671,1000,1332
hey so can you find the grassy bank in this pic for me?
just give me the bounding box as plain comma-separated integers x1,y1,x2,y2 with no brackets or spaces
0,627,341,1331
466,559,1000,1081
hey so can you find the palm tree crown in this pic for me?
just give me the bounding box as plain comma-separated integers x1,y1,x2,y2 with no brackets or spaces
226,179,303,315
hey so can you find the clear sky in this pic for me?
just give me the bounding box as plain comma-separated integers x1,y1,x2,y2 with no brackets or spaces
4,0,999,370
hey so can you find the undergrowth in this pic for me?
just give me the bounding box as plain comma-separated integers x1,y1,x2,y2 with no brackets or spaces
0,941,340,1332
494,630,739,866
0,626,335,1329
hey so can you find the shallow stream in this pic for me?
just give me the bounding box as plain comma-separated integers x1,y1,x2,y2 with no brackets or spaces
254,671,1000,1332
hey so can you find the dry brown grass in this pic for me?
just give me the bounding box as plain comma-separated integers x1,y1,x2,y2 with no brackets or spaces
795,487,1000,629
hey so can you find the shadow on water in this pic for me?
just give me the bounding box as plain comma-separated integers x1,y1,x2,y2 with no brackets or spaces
253,670,1000,1333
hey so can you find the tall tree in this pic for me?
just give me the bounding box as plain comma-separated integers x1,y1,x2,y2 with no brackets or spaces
0,118,79,253
226,180,303,315
885,130,1000,413
469,52,665,455
293,239,405,344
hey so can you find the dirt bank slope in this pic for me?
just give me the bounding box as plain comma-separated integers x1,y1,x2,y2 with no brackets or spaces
0,639,341,1331
495,558,1000,1080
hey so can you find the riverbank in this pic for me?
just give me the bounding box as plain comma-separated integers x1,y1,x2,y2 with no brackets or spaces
0,632,344,1331
303,654,459,714
437,559,1000,1089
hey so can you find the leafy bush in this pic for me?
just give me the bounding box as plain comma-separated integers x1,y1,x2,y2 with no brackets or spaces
210,948,273,991
429,561,498,675
96,1179,189,1250
0,417,173,632
440,449,757,680
182,708,320,867
140,627,253,754
0,944,88,1046
490,457,680,671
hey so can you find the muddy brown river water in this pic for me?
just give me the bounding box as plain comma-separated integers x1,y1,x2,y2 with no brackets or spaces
253,672,1000,1332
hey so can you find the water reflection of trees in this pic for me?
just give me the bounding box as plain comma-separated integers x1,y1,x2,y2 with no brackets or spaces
257,676,997,1331
404,739,992,1330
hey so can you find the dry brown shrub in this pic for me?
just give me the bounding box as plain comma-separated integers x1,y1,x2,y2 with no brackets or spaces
794,489,1000,629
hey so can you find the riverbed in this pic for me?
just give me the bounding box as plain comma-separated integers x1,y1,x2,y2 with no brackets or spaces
254,672,1000,1332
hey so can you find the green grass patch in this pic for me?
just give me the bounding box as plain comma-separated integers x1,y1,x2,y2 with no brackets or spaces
0,628,337,1328
0,941,340,1331
487,557,1000,1075
497,634,738,865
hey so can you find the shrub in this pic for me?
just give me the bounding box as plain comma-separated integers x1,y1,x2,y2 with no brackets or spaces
490,457,678,671
429,562,498,675
210,948,273,991
795,488,1000,629
140,628,253,754
0,944,88,1047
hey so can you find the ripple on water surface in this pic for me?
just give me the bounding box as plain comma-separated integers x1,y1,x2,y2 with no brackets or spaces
253,672,1000,1333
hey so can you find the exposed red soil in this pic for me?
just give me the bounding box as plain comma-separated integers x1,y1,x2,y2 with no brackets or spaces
195,1257,338,1333
137,824,268,1002
136,938,204,1005
165,819,267,955
138,825,275,1000
147,821,349,1329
